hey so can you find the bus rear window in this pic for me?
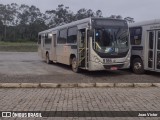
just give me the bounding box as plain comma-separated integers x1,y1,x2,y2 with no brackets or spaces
45,38,51,44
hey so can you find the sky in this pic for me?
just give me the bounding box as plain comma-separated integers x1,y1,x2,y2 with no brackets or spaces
1,0,160,22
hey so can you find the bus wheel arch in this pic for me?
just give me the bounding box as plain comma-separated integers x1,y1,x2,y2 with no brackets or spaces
131,56,145,74
70,54,80,73
70,54,76,65
46,51,51,64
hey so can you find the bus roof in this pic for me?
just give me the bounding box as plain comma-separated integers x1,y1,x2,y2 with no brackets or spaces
39,17,91,34
39,17,127,35
129,19,160,27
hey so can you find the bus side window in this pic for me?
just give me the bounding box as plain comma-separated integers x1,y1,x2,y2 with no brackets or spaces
130,27,142,45
58,29,67,44
67,27,77,44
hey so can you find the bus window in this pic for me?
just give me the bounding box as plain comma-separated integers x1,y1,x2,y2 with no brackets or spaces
67,27,77,44
158,31,160,50
149,32,154,49
38,35,41,44
148,51,153,68
58,29,67,44
45,38,51,44
44,34,51,44
130,27,142,45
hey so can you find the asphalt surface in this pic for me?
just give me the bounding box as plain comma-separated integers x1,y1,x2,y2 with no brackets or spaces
0,52,160,83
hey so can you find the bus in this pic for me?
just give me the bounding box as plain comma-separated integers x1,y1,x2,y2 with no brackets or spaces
38,17,130,72
129,19,160,74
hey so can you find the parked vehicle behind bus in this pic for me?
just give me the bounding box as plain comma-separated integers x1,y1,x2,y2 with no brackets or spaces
129,19,160,74
38,18,130,72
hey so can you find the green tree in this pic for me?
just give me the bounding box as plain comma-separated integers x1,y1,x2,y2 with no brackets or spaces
0,20,4,41
0,4,15,40
96,10,103,17
0,3,134,42
17,4,45,41
46,4,75,27
10,3,19,41
75,8,102,20
116,15,123,19
75,8,88,20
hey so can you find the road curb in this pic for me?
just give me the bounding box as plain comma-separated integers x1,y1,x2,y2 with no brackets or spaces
152,83,160,87
134,83,153,87
115,83,134,87
0,83,159,88
96,83,114,87
59,83,77,88
78,83,96,88
40,83,59,88
21,83,39,88
0,83,21,88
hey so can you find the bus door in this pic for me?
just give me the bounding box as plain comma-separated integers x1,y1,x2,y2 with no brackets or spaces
78,28,89,68
147,30,160,71
38,35,42,56
41,34,45,59
155,30,160,71
147,31,155,70
51,34,57,62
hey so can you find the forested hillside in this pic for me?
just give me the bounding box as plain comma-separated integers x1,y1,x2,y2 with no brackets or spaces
0,3,134,42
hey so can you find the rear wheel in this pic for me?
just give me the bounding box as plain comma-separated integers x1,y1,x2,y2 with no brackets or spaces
132,58,145,74
71,57,80,73
46,53,51,64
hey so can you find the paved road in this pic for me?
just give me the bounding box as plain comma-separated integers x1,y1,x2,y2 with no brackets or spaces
0,52,160,83
0,88,160,120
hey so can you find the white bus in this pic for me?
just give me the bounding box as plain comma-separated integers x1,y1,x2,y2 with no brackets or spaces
129,19,160,74
38,18,130,72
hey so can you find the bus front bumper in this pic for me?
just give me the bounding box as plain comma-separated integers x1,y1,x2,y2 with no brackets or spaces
88,61,130,71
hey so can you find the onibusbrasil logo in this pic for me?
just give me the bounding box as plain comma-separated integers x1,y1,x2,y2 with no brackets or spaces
2,112,42,118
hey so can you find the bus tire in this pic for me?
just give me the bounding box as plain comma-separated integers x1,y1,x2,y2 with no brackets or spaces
132,58,145,74
46,53,51,64
71,57,80,73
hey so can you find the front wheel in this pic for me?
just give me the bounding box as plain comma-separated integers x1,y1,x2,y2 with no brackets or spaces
71,57,80,73
46,53,51,64
132,58,145,74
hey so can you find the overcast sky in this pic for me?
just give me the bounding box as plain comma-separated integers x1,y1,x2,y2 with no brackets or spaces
1,0,160,22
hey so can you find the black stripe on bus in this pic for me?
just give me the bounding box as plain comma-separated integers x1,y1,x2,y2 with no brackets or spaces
132,46,143,50
65,45,77,49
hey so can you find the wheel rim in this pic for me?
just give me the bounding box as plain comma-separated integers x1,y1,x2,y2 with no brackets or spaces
134,62,142,70
46,54,49,63
72,59,77,71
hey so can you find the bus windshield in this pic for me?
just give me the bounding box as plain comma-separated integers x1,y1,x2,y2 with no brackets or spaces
93,27,129,57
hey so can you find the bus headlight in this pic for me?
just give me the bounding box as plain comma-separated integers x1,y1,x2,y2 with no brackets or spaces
125,57,130,62
94,56,101,63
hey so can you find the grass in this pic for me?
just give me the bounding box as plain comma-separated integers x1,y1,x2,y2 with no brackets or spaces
0,41,38,52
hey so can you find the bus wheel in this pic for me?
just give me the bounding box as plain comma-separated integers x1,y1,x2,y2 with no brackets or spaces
46,53,51,64
132,58,144,74
71,57,79,73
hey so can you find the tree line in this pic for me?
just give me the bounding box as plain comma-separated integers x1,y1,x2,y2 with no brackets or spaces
0,3,134,42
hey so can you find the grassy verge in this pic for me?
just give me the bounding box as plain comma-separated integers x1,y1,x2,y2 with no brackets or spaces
0,41,38,52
